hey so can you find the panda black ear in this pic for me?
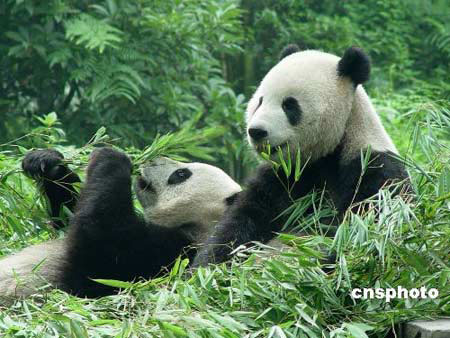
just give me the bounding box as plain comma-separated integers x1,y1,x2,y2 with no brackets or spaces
279,44,301,60
337,47,371,86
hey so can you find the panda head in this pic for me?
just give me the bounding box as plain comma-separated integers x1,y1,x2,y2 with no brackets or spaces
135,157,241,241
246,45,371,162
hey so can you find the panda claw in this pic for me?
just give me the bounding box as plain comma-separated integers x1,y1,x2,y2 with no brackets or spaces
86,147,132,178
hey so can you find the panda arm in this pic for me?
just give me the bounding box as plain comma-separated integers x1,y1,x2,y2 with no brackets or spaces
62,148,191,297
22,149,81,229
336,151,410,211
193,150,342,267
193,165,294,266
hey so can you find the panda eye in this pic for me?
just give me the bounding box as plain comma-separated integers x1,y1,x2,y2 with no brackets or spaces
251,96,263,115
281,97,302,126
168,168,192,185
255,96,263,111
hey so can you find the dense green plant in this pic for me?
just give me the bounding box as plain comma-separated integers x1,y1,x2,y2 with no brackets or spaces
0,101,448,337
0,0,247,172
231,0,450,99
2,0,449,180
1,0,449,336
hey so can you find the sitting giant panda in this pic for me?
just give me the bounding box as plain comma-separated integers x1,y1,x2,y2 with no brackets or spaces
0,148,241,302
193,46,410,266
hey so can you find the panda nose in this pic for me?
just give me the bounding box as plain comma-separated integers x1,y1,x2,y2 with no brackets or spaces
248,128,268,142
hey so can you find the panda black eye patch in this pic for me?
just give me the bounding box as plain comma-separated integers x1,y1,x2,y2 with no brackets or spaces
281,97,302,125
254,96,263,113
137,176,154,192
168,168,192,185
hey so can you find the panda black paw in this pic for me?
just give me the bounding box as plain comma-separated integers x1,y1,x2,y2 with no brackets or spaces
86,147,132,178
22,149,67,180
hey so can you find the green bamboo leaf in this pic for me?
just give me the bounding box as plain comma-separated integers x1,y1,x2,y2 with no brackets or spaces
92,279,134,289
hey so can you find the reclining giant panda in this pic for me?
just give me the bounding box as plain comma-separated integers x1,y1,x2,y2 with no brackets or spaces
193,46,411,266
0,148,241,302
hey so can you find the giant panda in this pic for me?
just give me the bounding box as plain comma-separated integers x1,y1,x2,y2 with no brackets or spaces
0,148,241,302
193,46,410,266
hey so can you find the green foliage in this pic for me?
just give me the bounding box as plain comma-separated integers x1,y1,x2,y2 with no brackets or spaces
0,0,246,177
65,13,123,53
2,0,449,179
0,182,448,337
0,0,449,336
233,0,450,99
1,95,449,338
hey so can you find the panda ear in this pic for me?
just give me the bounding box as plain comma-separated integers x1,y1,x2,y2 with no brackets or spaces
337,47,371,86
279,44,301,60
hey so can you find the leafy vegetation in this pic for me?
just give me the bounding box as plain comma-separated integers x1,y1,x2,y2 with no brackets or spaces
0,0,449,336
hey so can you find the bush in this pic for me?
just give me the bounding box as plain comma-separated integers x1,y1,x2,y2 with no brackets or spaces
0,0,449,336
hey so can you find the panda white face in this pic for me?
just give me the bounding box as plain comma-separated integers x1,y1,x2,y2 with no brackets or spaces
246,50,356,162
136,157,241,240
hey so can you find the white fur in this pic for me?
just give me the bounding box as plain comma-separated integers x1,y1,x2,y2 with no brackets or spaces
246,50,397,162
137,157,241,241
0,240,65,302
340,86,397,163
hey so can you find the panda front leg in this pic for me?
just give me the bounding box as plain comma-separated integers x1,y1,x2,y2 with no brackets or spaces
193,165,292,266
73,147,136,225
61,148,189,298
22,149,81,229
61,147,145,297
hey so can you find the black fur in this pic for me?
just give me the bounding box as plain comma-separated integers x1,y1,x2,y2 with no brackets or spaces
248,128,268,142
57,148,198,297
282,97,302,126
336,151,411,211
22,150,80,229
279,44,301,60
337,47,371,86
193,147,409,266
225,192,240,206
168,168,192,185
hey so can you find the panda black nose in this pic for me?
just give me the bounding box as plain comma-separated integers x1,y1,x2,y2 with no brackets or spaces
248,128,268,142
